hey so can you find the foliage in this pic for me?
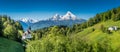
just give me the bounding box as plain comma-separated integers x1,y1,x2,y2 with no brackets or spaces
72,7,120,33
1,6,120,52
26,31,114,52
0,15,23,42
26,6,120,52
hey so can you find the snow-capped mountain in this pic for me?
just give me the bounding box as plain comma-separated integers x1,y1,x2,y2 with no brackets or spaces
31,11,86,30
61,11,77,20
19,11,86,30
19,18,39,31
49,14,62,21
20,18,39,23
49,11,77,21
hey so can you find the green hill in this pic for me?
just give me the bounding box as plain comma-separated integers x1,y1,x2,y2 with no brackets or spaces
26,20,120,52
0,37,24,52
25,7,120,52
75,20,120,51
1,6,119,52
0,16,24,52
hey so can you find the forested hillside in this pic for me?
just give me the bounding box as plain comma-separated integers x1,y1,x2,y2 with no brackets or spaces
0,7,120,52
26,7,120,52
0,15,23,41
0,15,24,52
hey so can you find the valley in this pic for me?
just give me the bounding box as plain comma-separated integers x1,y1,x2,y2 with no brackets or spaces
0,0,120,52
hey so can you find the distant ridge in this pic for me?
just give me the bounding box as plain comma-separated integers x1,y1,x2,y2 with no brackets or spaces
19,11,86,30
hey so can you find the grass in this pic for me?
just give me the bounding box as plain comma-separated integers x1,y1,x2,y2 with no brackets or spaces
75,20,120,51
0,37,24,52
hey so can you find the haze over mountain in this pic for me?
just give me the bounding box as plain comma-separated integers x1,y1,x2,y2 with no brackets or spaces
19,11,86,30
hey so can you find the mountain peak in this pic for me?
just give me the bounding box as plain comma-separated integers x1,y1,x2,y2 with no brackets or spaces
53,14,60,18
49,14,62,20
66,11,72,15
62,11,77,20
20,18,39,23
49,11,78,21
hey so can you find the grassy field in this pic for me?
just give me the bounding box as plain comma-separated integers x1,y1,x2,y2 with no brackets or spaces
75,20,120,51
0,37,24,52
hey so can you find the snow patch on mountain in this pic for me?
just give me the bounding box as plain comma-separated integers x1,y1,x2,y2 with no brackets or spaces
19,11,86,30
62,11,77,20
49,11,78,21
20,18,39,23
49,14,62,21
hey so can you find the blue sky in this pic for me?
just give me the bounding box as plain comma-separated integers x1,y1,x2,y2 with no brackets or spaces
0,0,120,20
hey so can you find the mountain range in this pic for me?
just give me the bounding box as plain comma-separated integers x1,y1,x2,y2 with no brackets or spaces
19,18,39,31
19,11,86,30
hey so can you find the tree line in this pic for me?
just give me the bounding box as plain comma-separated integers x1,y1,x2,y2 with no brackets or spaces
31,7,120,40
72,7,120,33
26,7,120,52
0,15,23,42
0,6,120,52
